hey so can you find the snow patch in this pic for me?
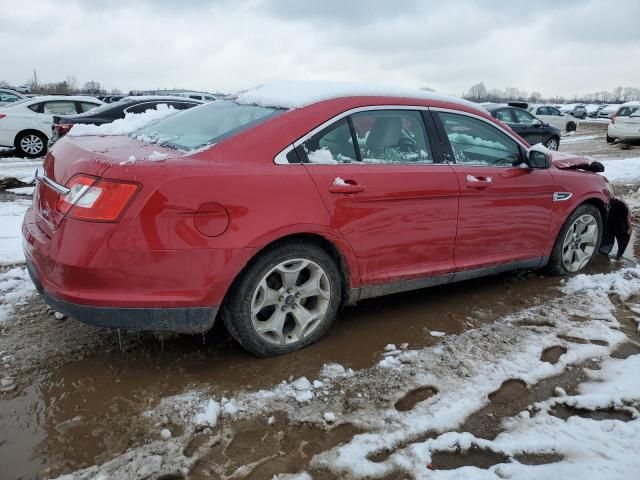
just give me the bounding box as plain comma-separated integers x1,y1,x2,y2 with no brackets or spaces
68,104,178,137
194,399,220,427
0,267,35,322
0,199,30,265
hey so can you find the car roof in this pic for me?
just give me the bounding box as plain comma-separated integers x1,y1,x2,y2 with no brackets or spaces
621,100,640,107
482,103,519,112
234,80,482,113
21,95,104,103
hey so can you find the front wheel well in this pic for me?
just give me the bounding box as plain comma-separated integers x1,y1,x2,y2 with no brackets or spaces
581,198,606,223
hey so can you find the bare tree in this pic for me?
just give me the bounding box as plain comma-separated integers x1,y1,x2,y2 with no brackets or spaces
466,82,487,101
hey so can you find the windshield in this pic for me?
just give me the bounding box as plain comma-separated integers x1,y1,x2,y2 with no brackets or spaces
132,100,283,151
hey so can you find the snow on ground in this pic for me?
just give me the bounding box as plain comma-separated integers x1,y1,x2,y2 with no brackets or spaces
560,134,598,144
0,157,41,183
235,80,478,111
54,265,640,479
6,186,35,195
68,104,178,137
0,199,30,265
0,267,34,323
600,157,640,183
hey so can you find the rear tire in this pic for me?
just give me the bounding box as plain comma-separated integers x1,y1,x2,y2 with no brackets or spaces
546,204,602,276
566,122,577,133
221,241,342,357
15,131,47,158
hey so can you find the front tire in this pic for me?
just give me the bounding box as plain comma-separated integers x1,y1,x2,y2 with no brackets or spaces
546,204,602,276
221,241,342,357
545,136,560,151
566,122,577,133
15,131,47,158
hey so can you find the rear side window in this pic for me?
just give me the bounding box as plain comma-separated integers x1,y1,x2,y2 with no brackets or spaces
511,109,537,125
42,101,77,115
351,110,432,164
302,118,357,164
125,102,162,114
438,112,521,167
133,100,282,151
494,109,513,123
0,92,21,102
80,102,100,112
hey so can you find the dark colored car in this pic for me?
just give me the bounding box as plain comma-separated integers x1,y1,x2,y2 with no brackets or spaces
484,104,562,150
49,96,204,146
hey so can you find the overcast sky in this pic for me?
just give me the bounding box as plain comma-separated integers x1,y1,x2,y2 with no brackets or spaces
2,0,639,97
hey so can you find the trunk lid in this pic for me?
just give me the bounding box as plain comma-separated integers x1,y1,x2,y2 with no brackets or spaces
34,135,178,237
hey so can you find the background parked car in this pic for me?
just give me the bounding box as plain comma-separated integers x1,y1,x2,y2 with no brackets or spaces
586,104,606,118
50,96,204,146
485,104,562,150
597,104,620,119
607,101,640,143
559,104,587,119
0,95,103,157
0,88,26,106
527,104,578,132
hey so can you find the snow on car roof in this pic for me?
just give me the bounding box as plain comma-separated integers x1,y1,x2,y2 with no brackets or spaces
119,95,205,103
235,80,480,111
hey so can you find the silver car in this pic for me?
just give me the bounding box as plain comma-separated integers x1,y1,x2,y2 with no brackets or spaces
0,88,26,107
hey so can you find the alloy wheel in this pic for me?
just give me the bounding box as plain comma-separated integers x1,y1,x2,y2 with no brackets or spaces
250,258,331,345
561,214,598,272
546,138,559,151
20,134,44,156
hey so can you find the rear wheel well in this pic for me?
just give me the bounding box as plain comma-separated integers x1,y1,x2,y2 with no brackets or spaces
226,233,351,308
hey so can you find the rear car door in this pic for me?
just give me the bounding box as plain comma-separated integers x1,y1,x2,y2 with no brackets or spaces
33,101,78,135
297,108,460,286
433,110,554,271
615,107,640,138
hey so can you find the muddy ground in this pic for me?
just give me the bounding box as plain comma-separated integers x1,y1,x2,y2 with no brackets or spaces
1,122,639,480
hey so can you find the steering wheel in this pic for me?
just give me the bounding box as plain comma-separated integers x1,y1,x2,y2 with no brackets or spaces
397,137,417,153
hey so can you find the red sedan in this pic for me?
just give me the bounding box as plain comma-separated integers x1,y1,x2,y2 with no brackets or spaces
23,82,631,356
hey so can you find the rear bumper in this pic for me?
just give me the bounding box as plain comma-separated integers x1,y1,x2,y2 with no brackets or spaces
26,257,218,333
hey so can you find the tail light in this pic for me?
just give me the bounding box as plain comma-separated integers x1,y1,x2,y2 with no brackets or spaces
611,113,617,124
56,174,139,222
54,123,73,136
0,114,6,120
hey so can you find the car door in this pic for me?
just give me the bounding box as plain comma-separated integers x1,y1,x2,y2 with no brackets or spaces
510,108,545,145
494,107,538,144
616,107,640,138
433,110,554,272
298,108,460,286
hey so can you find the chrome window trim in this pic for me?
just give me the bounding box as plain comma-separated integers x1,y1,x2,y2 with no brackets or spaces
274,104,527,165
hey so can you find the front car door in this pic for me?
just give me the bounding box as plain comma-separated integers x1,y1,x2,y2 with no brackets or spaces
510,108,544,145
298,107,460,288
432,110,554,272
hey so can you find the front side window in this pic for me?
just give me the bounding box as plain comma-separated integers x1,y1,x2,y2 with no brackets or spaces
302,118,357,164
494,109,514,123
549,107,562,116
134,100,282,151
42,101,77,115
511,108,537,125
0,92,20,102
537,107,550,116
438,112,521,167
351,110,432,164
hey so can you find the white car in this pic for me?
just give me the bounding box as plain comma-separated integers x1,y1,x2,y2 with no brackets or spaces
0,88,26,107
527,104,578,132
597,104,620,119
0,95,103,157
607,101,640,143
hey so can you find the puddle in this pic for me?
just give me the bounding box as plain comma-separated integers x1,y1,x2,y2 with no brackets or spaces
541,346,567,364
488,379,528,406
550,405,634,422
513,452,563,465
394,386,438,412
429,446,508,470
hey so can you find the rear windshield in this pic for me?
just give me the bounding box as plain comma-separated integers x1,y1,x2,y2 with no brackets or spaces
132,100,283,151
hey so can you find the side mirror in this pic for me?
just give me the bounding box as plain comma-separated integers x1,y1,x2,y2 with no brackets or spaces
532,119,543,127
527,149,551,169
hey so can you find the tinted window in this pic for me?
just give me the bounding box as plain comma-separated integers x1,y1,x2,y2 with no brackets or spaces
133,100,282,151
351,110,432,164
512,109,537,125
125,102,163,114
494,109,514,123
438,112,521,167
43,101,77,115
537,107,550,115
549,107,562,116
302,118,357,164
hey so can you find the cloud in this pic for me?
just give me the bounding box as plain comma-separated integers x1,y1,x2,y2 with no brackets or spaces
0,0,638,98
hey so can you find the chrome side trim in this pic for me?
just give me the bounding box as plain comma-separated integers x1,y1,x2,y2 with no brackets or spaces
35,167,70,195
273,104,528,165
553,192,573,202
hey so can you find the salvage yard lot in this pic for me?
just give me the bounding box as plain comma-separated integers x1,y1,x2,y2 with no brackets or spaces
1,122,640,479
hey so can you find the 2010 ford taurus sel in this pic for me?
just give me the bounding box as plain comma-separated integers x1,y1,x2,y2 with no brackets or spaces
23,81,631,357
